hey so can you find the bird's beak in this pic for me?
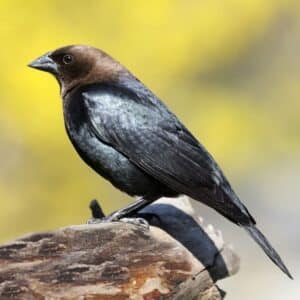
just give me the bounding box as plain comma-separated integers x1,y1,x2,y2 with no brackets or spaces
28,52,58,75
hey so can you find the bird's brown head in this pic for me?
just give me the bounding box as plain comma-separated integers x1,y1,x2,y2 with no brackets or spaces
28,45,124,97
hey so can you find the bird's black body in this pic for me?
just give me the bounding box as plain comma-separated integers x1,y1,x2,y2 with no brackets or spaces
64,83,178,201
64,78,255,226
28,45,292,279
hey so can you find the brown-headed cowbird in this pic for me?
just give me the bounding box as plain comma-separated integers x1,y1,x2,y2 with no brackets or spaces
28,45,292,278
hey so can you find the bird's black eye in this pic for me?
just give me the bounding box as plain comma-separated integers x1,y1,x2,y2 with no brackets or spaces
62,54,74,65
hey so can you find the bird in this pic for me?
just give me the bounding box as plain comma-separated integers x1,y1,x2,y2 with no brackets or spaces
28,45,292,279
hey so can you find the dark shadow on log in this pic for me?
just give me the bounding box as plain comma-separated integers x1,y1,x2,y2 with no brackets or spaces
141,202,229,281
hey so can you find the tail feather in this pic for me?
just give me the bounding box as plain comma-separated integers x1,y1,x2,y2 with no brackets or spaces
244,224,293,279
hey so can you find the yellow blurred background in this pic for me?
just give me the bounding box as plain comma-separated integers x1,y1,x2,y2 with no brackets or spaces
0,1,299,299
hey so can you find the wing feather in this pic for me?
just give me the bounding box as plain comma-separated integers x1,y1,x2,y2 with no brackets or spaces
82,83,254,224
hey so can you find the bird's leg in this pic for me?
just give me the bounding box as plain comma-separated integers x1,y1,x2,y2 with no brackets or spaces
87,198,151,227
107,198,150,228
104,197,150,222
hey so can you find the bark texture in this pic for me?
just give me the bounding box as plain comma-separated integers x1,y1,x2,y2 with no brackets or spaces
0,197,239,300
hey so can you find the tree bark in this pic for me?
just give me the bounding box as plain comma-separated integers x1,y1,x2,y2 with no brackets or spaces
0,197,239,299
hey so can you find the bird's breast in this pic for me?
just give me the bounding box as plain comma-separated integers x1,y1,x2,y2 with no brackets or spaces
64,108,128,181
62,93,163,197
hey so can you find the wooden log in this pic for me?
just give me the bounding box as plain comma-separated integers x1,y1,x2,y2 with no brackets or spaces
0,197,239,299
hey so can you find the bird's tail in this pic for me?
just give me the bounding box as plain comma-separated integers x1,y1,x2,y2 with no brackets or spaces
243,224,293,279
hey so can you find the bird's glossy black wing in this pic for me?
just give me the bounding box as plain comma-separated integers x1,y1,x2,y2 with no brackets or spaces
82,84,253,224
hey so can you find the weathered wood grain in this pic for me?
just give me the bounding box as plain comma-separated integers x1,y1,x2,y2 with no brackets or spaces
0,197,239,299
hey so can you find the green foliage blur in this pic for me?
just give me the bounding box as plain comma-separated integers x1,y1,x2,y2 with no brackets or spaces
0,0,299,244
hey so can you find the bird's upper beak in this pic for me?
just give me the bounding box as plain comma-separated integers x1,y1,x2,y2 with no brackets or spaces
28,52,58,75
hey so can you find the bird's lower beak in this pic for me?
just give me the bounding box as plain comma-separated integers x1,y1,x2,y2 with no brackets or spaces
28,53,58,74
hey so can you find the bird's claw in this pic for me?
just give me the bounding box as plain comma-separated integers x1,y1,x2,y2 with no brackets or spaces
87,199,149,229
119,217,149,229
86,216,149,229
86,217,105,224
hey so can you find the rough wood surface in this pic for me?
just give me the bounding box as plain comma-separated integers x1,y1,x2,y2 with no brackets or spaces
0,197,239,300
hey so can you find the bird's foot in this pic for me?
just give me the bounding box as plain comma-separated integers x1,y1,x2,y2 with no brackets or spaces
86,217,105,224
87,199,149,229
87,215,149,229
103,210,149,229
87,218,149,229
119,217,149,229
